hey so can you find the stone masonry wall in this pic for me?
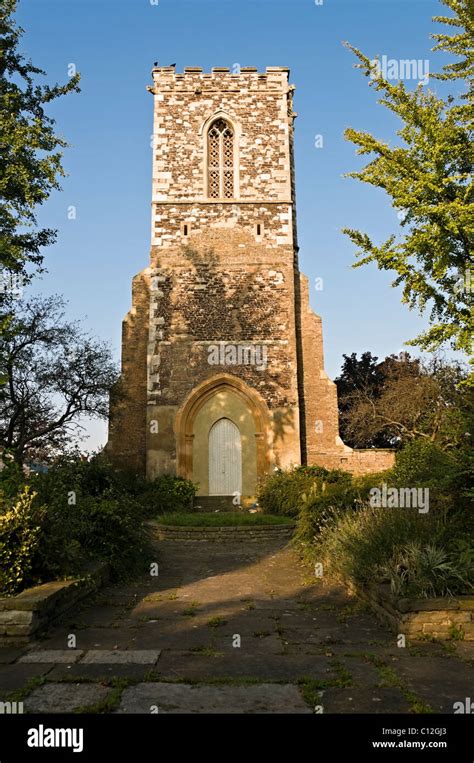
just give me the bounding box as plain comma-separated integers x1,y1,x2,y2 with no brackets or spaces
107,66,394,482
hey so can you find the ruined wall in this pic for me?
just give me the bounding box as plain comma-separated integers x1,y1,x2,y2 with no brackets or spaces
106,270,150,475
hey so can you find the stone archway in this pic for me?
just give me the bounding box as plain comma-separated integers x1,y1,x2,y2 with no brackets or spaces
174,374,271,497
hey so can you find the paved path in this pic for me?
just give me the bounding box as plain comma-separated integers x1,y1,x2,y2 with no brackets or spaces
0,539,472,713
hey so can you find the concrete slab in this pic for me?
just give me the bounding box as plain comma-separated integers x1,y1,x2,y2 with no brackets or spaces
0,664,53,693
317,687,411,714
116,682,311,714
24,682,110,713
80,649,161,664
19,650,84,664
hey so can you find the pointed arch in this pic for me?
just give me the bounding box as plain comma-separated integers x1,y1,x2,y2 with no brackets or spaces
175,374,270,486
200,112,240,200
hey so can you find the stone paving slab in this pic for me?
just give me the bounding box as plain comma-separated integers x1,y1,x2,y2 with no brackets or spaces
81,649,161,664
46,663,160,682
38,626,137,651
25,682,110,713
0,647,27,664
0,664,53,693
116,682,311,714
317,687,411,714
394,655,474,713
452,642,474,663
70,605,126,628
128,624,221,651
155,651,339,682
19,650,84,664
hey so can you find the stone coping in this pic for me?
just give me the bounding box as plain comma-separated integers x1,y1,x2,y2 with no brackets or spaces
0,562,109,646
147,520,294,532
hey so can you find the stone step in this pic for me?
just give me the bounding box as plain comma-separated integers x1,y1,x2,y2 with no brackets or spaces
192,496,239,512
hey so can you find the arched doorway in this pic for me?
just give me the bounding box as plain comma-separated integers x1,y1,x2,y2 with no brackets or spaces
174,374,271,498
209,418,242,496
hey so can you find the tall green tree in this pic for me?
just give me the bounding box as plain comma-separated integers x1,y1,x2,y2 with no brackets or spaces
342,0,473,355
0,0,80,285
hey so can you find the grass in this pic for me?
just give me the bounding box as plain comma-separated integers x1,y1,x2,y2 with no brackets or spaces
366,657,434,713
181,600,201,617
207,616,227,628
156,512,295,527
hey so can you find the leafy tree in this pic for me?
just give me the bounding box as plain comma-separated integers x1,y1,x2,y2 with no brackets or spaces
342,0,473,355
335,351,385,400
0,0,80,285
335,351,390,447
337,352,469,449
0,296,119,465
431,0,473,98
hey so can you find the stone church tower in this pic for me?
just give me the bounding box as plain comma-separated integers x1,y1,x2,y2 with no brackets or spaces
106,66,393,500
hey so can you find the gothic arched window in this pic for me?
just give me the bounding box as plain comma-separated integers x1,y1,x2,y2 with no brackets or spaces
207,118,234,199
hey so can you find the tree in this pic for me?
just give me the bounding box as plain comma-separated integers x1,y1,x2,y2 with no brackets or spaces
0,0,80,286
0,296,119,465
337,352,469,450
335,351,389,447
342,0,473,355
431,0,473,98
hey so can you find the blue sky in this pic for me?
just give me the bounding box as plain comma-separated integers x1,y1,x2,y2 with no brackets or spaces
15,0,457,450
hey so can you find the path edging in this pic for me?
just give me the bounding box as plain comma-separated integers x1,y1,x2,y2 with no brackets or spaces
347,580,474,640
0,562,109,646
147,520,294,543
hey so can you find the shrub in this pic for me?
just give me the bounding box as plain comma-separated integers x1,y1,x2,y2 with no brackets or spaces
31,492,149,583
0,487,45,595
22,455,151,586
390,439,457,491
293,471,390,548
142,474,197,515
257,466,349,517
314,504,437,588
0,455,196,594
30,453,147,504
0,454,24,499
379,542,473,598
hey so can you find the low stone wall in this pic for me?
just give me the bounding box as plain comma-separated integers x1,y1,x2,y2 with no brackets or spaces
147,521,294,543
0,563,109,646
349,581,474,640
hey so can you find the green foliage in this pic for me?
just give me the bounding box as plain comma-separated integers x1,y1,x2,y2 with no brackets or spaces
0,486,44,594
336,352,469,450
30,453,145,504
390,439,458,490
0,455,152,593
0,0,80,280
431,0,474,94
342,1,473,355
294,472,386,547
142,474,197,515
32,491,149,584
0,452,24,498
257,466,335,517
310,442,474,598
379,541,473,598
314,504,436,588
